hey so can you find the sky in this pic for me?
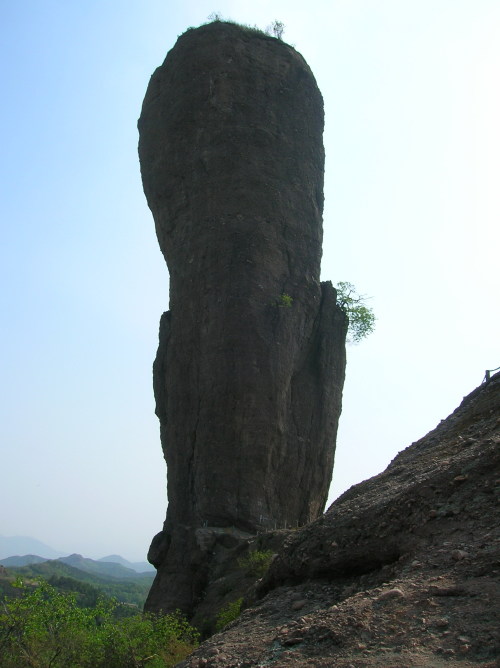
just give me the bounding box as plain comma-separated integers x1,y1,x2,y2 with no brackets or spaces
1,0,498,562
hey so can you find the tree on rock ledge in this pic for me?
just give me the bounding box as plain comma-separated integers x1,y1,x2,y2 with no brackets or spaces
336,281,376,344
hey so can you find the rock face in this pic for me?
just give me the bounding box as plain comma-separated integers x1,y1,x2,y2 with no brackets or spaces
179,373,500,667
138,22,347,615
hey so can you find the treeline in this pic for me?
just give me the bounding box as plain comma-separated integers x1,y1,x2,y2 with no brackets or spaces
2,560,153,608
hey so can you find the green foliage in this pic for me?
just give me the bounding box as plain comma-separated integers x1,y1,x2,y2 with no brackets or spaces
238,550,274,578
10,561,153,608
335,281,376,344
0,579,198,668
277,293,293,308
215,598,243,632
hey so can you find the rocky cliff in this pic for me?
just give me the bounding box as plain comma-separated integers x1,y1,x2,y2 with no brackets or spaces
179,373,500,667
138,21,347,615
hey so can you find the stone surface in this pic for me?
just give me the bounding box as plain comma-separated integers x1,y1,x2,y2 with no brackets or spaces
138,21,347,615
177,373,500,666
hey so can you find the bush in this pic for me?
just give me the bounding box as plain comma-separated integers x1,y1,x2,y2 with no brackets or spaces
0,579,198,668
266,20,285,39
215,598,243,632
277,293,293,308
238,550,274,578
206,15,284,41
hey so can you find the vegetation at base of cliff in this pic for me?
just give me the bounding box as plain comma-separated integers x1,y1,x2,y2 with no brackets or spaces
336,281,376,344
238,549,274,578
0,579,199,668
215,597,243,632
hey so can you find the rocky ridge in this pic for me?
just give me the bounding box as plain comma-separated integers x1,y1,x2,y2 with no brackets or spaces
179,372,500,667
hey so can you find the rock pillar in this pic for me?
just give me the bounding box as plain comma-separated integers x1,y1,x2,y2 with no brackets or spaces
138,21,347,614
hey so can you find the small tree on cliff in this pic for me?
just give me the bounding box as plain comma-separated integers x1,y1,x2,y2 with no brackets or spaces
267,20,285,39
336,281,376,344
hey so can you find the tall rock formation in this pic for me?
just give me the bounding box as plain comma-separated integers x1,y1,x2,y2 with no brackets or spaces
138,21,347,615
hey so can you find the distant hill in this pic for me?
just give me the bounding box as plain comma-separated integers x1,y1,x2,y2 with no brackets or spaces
0,554,48,567
59,554,152,579
98,554,154,573
9,559,113,585
0,536,65,560
3,558,154,608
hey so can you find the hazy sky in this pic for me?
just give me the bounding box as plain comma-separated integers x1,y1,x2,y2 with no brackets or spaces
1,1,498,562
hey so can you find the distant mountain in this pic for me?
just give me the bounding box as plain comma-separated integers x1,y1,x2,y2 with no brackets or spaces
0,554,48,567
0,537,154,574
0,536,65,560
98,554,155,573
7,559,113,584
59,554,152,579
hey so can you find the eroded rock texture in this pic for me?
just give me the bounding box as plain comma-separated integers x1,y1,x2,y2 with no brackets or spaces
138,21,347,615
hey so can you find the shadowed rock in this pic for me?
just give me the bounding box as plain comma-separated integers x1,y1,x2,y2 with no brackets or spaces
138,21,347,615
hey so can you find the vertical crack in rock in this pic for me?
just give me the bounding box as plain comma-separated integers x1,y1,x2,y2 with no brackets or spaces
138,21,348,615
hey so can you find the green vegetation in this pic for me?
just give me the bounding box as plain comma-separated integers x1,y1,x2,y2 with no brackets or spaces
336,281,376,344
277,293,293,308
238,549,274,578
6,560,153,608
0,579,198,668
215,598,243,632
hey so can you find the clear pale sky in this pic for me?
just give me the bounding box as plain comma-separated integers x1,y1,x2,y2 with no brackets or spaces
1,1,498,561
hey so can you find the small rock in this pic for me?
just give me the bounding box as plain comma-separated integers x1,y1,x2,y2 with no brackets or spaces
291,599,306,610
434,618,449,628
451,549,469,561
282,635,303,646
376,588,405,602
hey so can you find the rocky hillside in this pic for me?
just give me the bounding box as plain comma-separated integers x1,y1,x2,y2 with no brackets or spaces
179,372,500,667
